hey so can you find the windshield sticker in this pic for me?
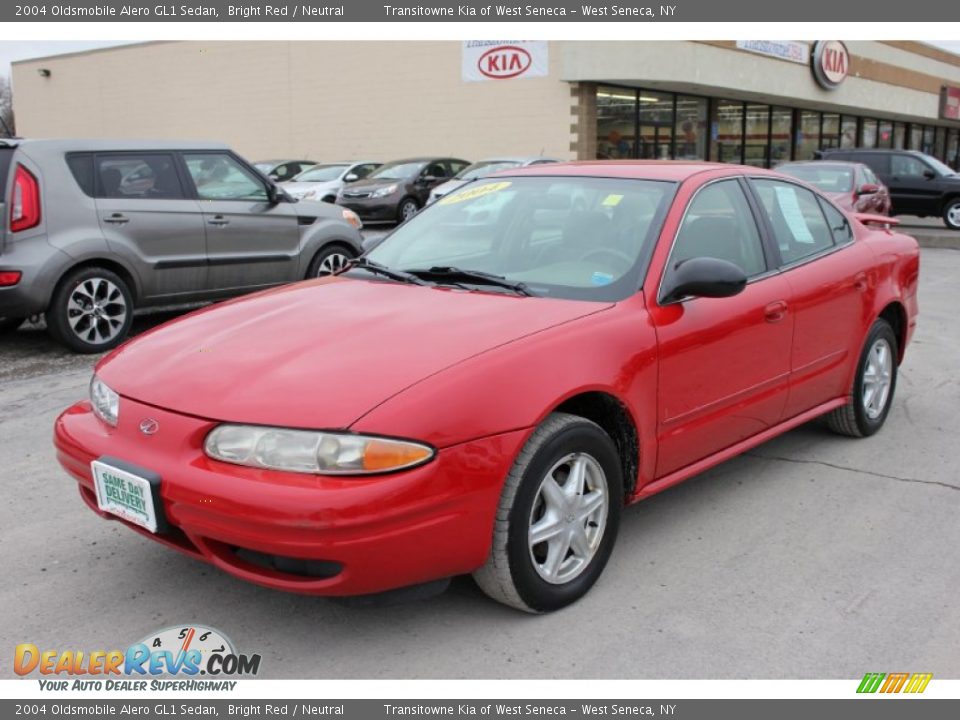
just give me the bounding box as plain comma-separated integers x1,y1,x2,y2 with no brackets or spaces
774,185,815,244
591,271,614,286
601,194,624,207
439,181,512,205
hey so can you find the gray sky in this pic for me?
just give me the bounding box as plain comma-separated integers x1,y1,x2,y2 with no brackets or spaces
2,39,960,78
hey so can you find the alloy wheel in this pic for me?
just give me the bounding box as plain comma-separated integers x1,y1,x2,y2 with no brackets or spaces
317,252,350,276
862,337,893,420
66,277,128,346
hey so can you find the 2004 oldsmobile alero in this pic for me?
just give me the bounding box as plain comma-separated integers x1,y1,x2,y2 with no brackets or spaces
54,162,919,612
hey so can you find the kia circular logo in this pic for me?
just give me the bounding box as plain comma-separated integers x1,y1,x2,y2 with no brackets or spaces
812,41,850,90
139,418,159,435
478,45,532,80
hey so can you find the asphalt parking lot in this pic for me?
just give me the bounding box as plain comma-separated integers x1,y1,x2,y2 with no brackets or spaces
1,246,958,679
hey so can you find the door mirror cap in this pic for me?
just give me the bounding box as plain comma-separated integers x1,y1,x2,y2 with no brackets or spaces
419,175,438,184
661,257,748,304
856,183,880,196
923,169,937,180
343,173,359,183
267,184,290,204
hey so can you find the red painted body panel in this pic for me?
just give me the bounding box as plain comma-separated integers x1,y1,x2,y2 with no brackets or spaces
54,162,921,597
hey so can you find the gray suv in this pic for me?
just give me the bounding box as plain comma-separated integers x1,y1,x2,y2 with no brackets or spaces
0,139,364,352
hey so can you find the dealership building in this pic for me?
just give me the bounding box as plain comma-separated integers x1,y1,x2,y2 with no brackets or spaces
11,40,960,170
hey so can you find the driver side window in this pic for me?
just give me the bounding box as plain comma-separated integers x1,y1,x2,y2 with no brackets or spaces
670,180,767,278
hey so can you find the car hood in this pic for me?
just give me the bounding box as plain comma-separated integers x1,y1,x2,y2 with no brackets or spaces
98,278,613,429
283,180,339,195
345,177,411,191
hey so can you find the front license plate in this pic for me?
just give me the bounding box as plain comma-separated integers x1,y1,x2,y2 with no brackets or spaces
91,460,160,533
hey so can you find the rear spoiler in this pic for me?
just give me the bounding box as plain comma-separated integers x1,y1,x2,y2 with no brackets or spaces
855,213,899,230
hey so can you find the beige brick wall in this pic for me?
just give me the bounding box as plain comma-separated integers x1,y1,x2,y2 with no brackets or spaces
12,41,577,163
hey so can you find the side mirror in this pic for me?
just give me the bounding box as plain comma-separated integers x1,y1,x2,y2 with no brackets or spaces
343,173,359,183
419,175,438,184
266,184,289,204
857,183,880,196
661,257,747,304
923,169,936,180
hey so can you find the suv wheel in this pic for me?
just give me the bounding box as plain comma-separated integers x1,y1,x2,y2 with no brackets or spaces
943,198,960,231
47,267,134,354
308,243,356,278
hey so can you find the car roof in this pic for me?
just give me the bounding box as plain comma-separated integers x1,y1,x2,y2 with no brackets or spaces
14,138,231,152
383,157,469,164
256,158,316,164
779,160,864,168
821,148,921,155
502,160,782,182
472,156,559,164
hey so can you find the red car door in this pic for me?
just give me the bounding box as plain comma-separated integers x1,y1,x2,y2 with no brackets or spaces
648,178,794,478
748,178,874,418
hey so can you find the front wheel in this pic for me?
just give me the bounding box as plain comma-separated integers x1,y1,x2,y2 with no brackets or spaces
473,413,622,613
397,198,419,223
47,267,134,354
825,318,898,437
307,243,356,278
943,198,960,230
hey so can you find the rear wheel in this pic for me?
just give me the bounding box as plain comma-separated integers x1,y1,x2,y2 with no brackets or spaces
473,413,622,613
825,319,898,437
47,267,134,353
943,198,960,230
0,317,24,335
307,243,356,278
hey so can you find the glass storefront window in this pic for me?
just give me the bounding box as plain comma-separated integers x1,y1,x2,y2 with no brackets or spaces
638,91,674,160
934,127,947,160
744,104,770,167
893,122,906,149
947,129,960,171
908,124,922,151
922,126,935,155
674,95,708,161
821,114,840,150
796,111,820,160
878,120,894,148
840,116,858,148
861,119,878,148
596,86,637,160
711,100,744,164
770,107,793,166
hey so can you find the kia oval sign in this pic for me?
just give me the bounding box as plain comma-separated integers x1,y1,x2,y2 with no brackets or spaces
478,45,532,80
812,41,850,90
462,41,548,83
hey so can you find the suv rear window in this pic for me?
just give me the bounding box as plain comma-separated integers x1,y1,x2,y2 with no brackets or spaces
67,153,95,197
0,147,15,198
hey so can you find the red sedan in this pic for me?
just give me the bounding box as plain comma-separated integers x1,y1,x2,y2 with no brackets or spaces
776,160,892,215
54,162,920,613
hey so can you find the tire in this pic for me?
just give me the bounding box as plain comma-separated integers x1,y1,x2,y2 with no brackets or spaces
825,319,898,438
397,198,419,224
473,412,623,613
0,317,24,335
307,243,356,278
943,197,960,231
47,267,134,354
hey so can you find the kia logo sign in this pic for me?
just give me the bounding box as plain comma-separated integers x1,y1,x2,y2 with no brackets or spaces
812,41,850,90
478,45,532,80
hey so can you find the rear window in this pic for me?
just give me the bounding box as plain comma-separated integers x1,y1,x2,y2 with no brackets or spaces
0,147,15,198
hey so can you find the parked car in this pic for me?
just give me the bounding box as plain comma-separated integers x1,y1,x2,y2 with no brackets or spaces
253,159,318,183
0,139,363,351
54,162,919,612
336,157,470,223
280,161,381,203
816,148,960,229
776,161,891,215
428,156,559,204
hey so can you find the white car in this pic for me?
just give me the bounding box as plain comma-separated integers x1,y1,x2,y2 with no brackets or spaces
427,156,559,205
282,161,381,203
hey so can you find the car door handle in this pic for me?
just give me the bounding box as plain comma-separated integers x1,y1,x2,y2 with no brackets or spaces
207,216,230,227
103,213,129,225
854,272,868,292
764,300,788,323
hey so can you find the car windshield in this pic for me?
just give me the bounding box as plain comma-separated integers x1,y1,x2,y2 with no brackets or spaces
456,160,522,180
778,164,855,193
923,155,957,177
293,164,347,182
364,176,675,302
369,161,425,180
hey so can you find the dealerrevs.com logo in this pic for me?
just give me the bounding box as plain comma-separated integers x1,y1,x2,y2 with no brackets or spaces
15,625,261,691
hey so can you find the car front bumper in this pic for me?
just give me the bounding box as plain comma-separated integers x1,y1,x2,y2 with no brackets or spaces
54,397,528,596
336,198,401,222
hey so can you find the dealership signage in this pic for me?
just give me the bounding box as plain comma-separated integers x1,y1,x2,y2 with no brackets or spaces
462,41,548,82
735,40,809,65
812,41,850,89
942,86,960,121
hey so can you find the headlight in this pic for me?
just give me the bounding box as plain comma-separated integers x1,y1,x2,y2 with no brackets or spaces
370,184,398,199
89,375,119,427
341,208,363,229
204,425,434,475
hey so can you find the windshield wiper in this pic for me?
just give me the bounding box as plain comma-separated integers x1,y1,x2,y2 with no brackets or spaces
404,266,532,296
339,258,430,286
